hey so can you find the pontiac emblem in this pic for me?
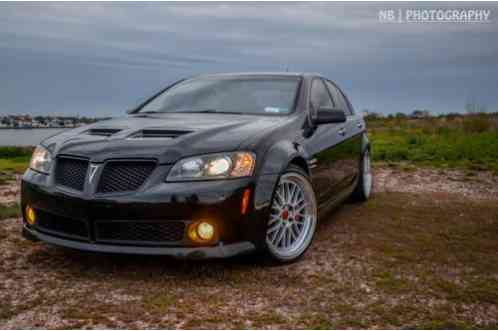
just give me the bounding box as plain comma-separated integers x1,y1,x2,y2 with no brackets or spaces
88,164,100,184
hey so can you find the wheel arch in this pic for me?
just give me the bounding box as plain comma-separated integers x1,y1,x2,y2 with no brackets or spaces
253,140,311,223
258,140,311,176
288,156,310,175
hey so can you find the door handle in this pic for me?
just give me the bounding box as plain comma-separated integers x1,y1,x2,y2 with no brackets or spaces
338,128,346,136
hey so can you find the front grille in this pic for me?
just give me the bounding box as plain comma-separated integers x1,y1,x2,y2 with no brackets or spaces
97,161,156,194
55,157,89,191
95,221,185,244
35,209,89,240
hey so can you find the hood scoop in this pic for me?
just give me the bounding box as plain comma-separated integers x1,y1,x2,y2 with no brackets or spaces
127,129,192,139
84,128,123,137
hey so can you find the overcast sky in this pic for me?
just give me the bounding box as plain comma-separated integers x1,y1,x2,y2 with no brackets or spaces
1,2,497,116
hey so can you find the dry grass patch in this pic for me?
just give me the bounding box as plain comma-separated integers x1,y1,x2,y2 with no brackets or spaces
0,191,497,329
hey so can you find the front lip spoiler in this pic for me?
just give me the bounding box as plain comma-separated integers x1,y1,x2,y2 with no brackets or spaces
22,226,256,259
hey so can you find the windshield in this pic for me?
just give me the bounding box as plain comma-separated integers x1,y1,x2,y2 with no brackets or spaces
138,76,301,115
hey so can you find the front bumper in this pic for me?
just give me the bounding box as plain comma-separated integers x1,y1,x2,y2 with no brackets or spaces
21,168,279,258
22,225,255,258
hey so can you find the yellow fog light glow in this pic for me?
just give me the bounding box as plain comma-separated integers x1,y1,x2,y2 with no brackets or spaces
197,222,214,240
25,206,36,225
188,220,216,243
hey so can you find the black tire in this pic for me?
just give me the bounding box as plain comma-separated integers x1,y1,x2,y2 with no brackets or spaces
263,165,318,264
351,149,373,202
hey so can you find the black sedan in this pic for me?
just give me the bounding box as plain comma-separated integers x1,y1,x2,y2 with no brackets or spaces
21,72,372,263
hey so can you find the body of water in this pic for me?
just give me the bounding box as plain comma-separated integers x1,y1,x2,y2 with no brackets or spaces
0,129,67,146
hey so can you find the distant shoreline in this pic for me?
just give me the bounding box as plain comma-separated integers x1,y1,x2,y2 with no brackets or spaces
0,128,66,147
0,127,72,130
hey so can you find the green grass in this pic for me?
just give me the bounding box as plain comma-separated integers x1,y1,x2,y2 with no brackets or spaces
0,156,30,174
0,146,33,158
0,147,32,174
0,203,21,220
367,114,498,172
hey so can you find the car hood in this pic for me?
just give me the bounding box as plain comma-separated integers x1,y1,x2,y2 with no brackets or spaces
42,113,289,164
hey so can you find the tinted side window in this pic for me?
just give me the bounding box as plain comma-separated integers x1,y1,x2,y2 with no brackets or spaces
325,81,353,116
310,79,334,110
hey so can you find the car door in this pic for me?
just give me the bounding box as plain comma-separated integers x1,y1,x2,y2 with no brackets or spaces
324,80,362,188
304,78,350,205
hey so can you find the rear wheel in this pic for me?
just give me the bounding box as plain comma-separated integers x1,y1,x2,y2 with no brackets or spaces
264,166,317,263
351,149,373,202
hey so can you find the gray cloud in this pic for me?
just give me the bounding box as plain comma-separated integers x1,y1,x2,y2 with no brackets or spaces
0,2,497,116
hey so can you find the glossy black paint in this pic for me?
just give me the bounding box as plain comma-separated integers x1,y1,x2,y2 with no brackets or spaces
21,72,369,258
315,108,347,125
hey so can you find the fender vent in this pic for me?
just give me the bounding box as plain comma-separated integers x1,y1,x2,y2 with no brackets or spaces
128,129,191,139
85,128,122,137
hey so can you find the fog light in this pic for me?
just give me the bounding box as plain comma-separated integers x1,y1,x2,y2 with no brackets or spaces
188,220,216,243
25,206,36,225
197,222,214,241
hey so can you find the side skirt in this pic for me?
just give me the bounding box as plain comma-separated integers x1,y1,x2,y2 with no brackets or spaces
317,177,358,218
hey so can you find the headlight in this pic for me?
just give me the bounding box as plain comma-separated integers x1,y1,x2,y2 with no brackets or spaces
167,152,255,181
29,145,53,174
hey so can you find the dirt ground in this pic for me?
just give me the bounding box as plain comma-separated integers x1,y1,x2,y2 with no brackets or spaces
1,167,497,329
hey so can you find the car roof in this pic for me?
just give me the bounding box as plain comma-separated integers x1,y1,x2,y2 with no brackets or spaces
196,72,320,79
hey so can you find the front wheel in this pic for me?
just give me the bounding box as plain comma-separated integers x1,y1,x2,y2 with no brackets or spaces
264,166,317,263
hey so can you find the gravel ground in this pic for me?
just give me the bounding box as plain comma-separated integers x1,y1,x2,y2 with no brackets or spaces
375,166,498,201
1,167,497,329
0,174,20,205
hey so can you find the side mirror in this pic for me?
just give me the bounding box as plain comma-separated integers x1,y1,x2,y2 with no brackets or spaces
315,108,347,125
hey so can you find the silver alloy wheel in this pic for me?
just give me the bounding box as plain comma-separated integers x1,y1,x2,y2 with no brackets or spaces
266,172,317,261
363,150,373,198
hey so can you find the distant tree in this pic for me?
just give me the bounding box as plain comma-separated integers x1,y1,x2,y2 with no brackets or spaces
411,109,431,118
363,111,383,120
395,112,407,119
445,112,463,120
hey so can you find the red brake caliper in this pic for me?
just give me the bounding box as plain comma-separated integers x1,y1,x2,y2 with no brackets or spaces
281,209,289,221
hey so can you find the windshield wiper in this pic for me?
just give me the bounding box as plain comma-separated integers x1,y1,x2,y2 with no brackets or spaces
177,109,220,113
137,109,246,115
178,109,246,115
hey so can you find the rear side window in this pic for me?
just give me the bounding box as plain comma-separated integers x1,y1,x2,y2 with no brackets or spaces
310,79,334,110
325,80,353,116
